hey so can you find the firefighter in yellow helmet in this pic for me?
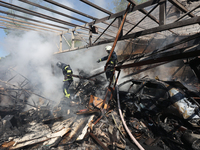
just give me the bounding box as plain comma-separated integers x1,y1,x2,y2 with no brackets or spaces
56,61,73,99
97,45,118,82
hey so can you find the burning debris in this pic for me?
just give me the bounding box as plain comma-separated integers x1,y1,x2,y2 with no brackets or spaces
1,1,200,149
1,59,200,150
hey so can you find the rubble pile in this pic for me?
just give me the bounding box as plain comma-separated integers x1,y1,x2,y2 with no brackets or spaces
1,66,200,150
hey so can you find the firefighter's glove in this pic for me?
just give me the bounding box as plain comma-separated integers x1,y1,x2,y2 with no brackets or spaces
97,60,100,63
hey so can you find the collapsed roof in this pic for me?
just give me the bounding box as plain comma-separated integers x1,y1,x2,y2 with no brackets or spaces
0,0,199,52
1,0,200,149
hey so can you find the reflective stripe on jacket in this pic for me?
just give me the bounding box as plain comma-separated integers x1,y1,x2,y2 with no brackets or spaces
60,64,73,81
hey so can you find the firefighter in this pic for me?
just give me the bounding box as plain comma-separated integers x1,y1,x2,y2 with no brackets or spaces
97,45,118,82
56,61,73,99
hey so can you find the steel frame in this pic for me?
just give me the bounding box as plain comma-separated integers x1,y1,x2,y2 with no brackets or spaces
0,0,200,65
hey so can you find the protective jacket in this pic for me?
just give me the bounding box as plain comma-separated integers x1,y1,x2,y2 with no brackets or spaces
98,51,118,69
59,63,73,81
98,51,118,82
58,62,73,99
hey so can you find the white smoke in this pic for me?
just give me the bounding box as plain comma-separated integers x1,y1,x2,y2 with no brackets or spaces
0,0,123,109
0,27,116,108
1,30,64,106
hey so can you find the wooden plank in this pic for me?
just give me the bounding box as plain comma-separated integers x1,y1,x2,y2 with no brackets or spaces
11,128,70,149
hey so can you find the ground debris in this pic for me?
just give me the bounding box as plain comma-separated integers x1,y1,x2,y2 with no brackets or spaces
1,67,200,150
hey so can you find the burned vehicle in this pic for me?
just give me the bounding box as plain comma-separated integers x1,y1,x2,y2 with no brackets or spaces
118,78,200,150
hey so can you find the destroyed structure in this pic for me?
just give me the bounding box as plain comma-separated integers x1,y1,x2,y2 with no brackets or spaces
1,0,200,149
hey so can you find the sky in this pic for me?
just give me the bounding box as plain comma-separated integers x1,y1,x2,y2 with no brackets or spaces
0,0,116,57
0,0,182,106
0,0,120,106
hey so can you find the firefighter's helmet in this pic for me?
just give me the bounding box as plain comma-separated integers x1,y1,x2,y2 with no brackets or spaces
56,61,62,68
105,45,112,52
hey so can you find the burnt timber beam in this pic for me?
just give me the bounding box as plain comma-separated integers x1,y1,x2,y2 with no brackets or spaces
118,16,123,39
19,0,87,23
149,32,200,55
168,0,195,18
80,0,112,15
0,10,69,30
123,62,169,78
139,9,159,23
60,0,156,34
55,15,200,54
88,0,166,26
0,1,88,29
122,15,200,40
74,25,115,39
89,132,109,150
80,0,144,31
127,0,177,35
116,45,200,70
159,0,166,25
127,0,159,24
75,30,110,40
94,17,117,43
125,3,159,36
175,4,200,22
95,24,118,37
75,30,109,40
44,0,139,33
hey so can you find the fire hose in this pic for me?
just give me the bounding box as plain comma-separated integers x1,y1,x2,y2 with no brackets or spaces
116,85,145,150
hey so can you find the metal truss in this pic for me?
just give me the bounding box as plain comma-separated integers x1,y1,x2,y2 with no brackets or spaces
0,0,200,67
